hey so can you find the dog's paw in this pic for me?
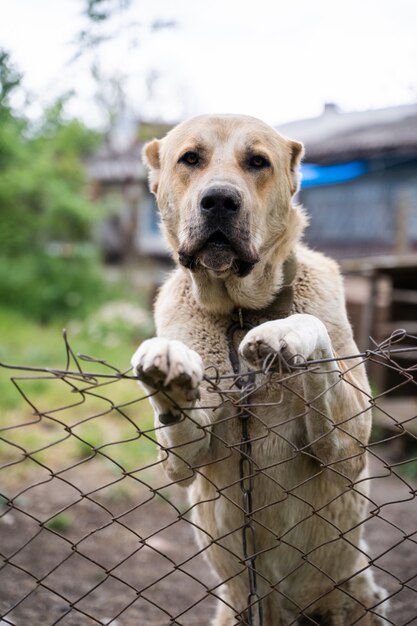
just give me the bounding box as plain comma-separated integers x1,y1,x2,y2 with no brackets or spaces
131,337,203,402
239,314,332,369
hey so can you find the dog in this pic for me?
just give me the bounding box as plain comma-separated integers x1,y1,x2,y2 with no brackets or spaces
131,114,388,625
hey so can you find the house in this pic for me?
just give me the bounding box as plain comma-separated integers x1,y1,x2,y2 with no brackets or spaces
278,102,417,259
88,121,171,263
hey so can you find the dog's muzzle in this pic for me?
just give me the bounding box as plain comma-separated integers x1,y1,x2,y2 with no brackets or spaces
178,184,259,276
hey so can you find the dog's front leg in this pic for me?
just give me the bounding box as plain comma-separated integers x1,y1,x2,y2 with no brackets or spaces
131,338,211,484
239,314,371,480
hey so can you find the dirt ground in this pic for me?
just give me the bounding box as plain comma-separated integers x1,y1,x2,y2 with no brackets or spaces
0,453,416,626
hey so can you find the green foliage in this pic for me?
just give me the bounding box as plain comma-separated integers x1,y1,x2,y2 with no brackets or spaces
0,50,109,322
0,96,102,256
0,251,112,323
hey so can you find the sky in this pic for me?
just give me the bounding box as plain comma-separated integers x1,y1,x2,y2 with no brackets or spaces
1,0,417,127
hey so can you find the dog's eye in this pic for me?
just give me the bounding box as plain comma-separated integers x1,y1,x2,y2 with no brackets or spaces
248,154,270,169
179,151,200,166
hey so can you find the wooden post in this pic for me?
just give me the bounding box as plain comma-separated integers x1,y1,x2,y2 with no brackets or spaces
395,190,410,255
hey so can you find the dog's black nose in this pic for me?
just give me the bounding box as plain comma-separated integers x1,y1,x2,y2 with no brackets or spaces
200,187,241,215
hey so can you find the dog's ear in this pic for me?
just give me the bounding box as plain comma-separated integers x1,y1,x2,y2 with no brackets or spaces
142,139,161,194
288,139,304,195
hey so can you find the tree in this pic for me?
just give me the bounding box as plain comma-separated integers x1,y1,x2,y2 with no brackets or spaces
74,0,177,124
0,52,101,255
0,49,22,111
0,50,109,322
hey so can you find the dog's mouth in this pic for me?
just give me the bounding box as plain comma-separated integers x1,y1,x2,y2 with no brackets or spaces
204,230,232,248
198,231,237,273
178,229,259,277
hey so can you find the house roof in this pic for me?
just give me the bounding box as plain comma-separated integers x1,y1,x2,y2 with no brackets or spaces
87,144,147,183
277,102,417,164
86,120,173,183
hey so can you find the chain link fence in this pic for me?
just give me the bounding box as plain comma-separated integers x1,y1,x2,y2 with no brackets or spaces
1,330,417,625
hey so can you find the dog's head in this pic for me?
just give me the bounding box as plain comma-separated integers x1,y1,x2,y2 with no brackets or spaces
143,114,304,278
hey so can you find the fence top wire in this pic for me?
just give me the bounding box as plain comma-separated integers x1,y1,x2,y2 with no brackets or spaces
0,329,417,626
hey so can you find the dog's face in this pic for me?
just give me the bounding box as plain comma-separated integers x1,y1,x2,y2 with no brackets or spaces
143,115,303,278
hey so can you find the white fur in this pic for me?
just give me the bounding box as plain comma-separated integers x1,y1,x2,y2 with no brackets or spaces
133,115,389,625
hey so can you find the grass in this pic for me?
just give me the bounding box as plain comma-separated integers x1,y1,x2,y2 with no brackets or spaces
0,303,157,488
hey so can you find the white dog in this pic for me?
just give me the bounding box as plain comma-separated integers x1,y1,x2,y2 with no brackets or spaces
132,115,388,625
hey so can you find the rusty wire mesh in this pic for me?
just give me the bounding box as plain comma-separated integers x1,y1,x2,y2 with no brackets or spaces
1,330,417,626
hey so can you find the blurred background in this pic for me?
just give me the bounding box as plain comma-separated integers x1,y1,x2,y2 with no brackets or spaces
1,0,417,472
